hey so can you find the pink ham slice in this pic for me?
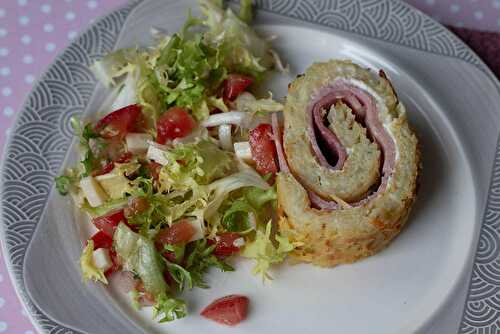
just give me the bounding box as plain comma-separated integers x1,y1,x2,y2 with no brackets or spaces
273,113,339,210
273,81,397,210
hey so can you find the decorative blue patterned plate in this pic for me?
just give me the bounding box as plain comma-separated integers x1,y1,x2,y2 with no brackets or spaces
1,1,499,333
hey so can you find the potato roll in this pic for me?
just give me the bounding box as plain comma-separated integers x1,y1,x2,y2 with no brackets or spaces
274,60,420,267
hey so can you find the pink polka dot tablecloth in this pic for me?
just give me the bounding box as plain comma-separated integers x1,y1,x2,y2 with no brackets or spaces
1,0,500,332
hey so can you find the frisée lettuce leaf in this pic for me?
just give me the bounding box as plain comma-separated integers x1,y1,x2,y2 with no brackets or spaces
242,221,299,281
80,240,108,284
199,0,273,79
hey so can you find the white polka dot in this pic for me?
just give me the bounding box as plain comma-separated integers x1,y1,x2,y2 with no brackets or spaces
0,273,3,282
43,23,54,32
25,74,34,84
494,0,500,9
21,34,31,45
3,107,14,117
5,127,12,136
425,0,435,5
65,11,76,21
2,87,12,97
88,0,98,9
450,4,460,13
18,0,27,6
0,48,9,57
67,30,77,40
0,321,7,332
0,9,5,17
25,331,34,334
0,297,4,308
0,67,10,76
65,0,73,2
474,10,484,20
45,42,56,52
40,4,51,13
0,28,7,38
19,15,30,25
22,54,33,64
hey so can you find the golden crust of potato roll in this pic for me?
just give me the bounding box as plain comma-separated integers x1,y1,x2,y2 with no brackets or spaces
276,60,420,267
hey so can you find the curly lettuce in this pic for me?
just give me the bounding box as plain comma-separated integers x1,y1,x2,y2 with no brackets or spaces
90,0,279,124
220,186,277,232
158,140,236,192
80,240,108,284
242,221,300,281
199,0,274,79
153,293,187,322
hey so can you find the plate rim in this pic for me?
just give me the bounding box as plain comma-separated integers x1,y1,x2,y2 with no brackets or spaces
1,0,499,333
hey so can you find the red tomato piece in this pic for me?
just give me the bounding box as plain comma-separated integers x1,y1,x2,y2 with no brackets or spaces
201,295,249,326
223,74,253,101
138,294,156,307
115,151,133,163
161,250,178,263
92,210,126,238
156,107,196,144
89,231,113,249
105,249,121,276
147,162,162,183
124,197,149,218
95,104,142,139
91,161,115,177
92,152,134,177
156,220,196,245
249,124,279,175
163,270,175,287
213,232,241,257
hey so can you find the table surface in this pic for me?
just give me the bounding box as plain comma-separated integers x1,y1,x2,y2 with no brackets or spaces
1,0,500,332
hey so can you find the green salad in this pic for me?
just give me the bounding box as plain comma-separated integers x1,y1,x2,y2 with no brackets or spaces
56,0,296,326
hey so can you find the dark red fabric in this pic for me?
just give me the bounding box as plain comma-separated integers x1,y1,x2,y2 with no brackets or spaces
448,26,500,77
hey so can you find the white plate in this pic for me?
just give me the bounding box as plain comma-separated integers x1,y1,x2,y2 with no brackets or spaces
2,1,500,333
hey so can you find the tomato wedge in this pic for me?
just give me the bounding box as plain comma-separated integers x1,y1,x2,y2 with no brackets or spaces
115,151,133,163
223,74,253,101
201,295,249,326
156,107,196,144
156,220,195,245
249,124,279,175
213,232,241,257
92,210,126,238
91,152,134,177
95,104,142,139
147,162,162,183
91,161,115,177
89,231,113,249
105,249,121,276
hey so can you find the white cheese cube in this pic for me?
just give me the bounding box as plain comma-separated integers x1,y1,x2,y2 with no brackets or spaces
146,142,170,166
95,173,131,199
70,189,85,207
126,133,153,154
92,248,112,272
80,176,109,207
187,218,205,242
234,141,253,163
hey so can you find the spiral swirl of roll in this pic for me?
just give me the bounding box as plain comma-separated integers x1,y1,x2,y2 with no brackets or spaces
275,60,420,267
